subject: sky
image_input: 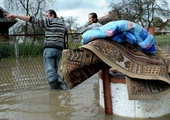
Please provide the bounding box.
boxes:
[0,0,112,26]
[1,0,170,27]
[54,0,113,26]
[53,0,170,26]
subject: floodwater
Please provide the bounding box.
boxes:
[1,74,170,120]
[0,47,170,120]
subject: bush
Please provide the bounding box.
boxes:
[18,43,43,57]
[0,42,44,59]
[0,43,15,59]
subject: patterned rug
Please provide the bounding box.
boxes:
[61,39,170,100]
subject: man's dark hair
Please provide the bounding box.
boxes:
[89,12,98,23]
[46,9,57,18]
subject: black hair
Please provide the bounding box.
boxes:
[46,9,57,18]
[89,12,98,23]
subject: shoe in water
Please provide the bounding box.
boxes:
[49,80,58,89]
[58,76,69,90]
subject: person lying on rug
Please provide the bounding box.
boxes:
[81,20,156,54]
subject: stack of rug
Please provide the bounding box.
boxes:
[61,39,170,100]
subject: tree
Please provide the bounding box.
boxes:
[3,0,54,42]
[152,17,164,28]
[109,0,170,29]
[64,16,78,33]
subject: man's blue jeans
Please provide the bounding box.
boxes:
[43,48,62,83]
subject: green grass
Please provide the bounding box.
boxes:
[155,35,170,46]
[18,43,44,57]
[0,43,44,59]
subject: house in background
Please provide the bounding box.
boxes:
[0,6,17,41]
[155,19,170,35]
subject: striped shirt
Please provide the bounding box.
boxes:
[82,22,102,33]
[29,16,65,50]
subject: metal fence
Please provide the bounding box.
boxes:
[0,33,82,94]
[1,33,170,94]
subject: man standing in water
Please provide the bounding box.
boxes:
[5,10,68,90]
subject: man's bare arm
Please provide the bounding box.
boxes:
[4,13,30,22]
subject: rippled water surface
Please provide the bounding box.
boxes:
[0,74,170,120]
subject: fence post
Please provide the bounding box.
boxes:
[14,41,19,59]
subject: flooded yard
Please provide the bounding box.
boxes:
[0,49,170,120]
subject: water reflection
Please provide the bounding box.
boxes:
[0,57,48,93]
[0,75,102,120]
[0,74,170,120]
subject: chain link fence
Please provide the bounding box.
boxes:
[1,33,170,95]
[0,33,82,94]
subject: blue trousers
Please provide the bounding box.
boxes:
[43,48,62,83]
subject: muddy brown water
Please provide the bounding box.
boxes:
[0,74,170,120]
